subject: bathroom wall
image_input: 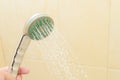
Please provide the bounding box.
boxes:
[0,39,5,67]
[58,0,109,80]
[108,0,120,80]
[0,0,120,80]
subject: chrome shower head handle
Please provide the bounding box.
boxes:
[9,34,31,77]
[9,13,54,77]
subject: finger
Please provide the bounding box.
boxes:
[16,75,22,80]
[18,67,29,74]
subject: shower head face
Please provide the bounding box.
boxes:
[25,14,54,40]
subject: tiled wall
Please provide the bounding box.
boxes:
[0,39,5,66]
[0,0,120,80]
[58,0,109,80]
[108,0,120,80]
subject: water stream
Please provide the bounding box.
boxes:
[34,28,88,80]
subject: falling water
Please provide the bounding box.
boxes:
[34,28,88,80]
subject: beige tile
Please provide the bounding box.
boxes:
[109,0,120,69]
[21,60,55,80]
[82,66,107,80]
[58,0,109,67]
[62,63,107,80]
[69,64,107,80]
[108,69,120,80]
[0,39,5,67]
[109,48,120,69]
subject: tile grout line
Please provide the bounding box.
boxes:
[106,0,112,80]
[0,37,7,66]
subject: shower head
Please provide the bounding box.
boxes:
[25,13,54,40]
[9,13,54,77]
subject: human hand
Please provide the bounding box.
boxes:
[0,67,29,80]
[16,67,29,80]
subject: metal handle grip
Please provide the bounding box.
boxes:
[9,35,31,77]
